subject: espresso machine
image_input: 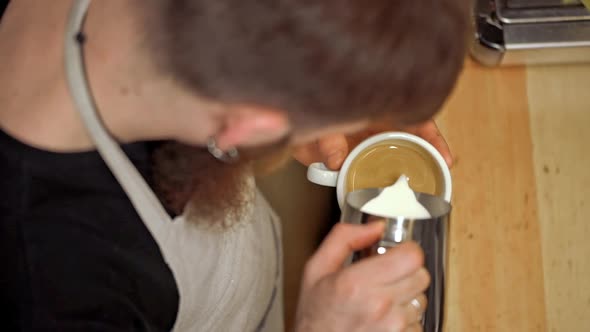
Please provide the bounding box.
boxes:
[472,0,590,65]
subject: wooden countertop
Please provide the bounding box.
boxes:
[438,60,590,332]
[262,59,590,331]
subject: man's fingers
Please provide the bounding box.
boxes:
[406,121,453,167]
[304,222,384,285]
[292,141,321,166]
[343,242,425,286]
[400,294,427,331]
[403,322,424,332]
[292,134,349,169]
[293,120,453,170]
[383,293,427,332]
[405,293,428,321]
[385,267,430,305]
[317,134,348,170]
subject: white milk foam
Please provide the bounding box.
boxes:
[360,175,431,219]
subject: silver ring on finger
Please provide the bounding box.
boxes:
[408,297,425,322]
[410,298,421,312]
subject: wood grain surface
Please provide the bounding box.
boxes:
[438,61,547,331]
[527,65,590,332]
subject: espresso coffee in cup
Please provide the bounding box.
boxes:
[345,139,444,196]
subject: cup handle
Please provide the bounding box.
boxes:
[307,162,339,187]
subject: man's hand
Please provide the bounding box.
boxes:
[293,120,452,170]
[295,222,429,332]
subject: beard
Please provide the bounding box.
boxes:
[152,139,291,228]
[152,142,254,228]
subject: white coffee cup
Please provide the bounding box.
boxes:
[307,132,452,208]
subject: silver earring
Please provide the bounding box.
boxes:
[207,137,240,163]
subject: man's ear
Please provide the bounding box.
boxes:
[214,105,290,151]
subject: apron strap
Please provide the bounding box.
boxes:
[64,0,174,255]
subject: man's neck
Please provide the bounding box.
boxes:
[0,0,217,152]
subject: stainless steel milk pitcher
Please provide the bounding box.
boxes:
[341,188,452,332]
